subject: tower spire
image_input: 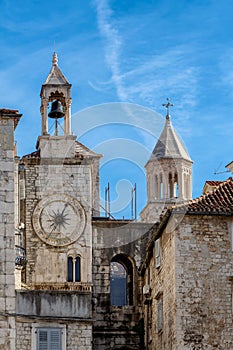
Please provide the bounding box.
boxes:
[52,51,58,66]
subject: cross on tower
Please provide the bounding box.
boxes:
[162,98,174,118]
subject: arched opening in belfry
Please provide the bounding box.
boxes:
[174,173,178,198]
[159,174,163,199]
[110,254,134,306]
[168,172,172,198]
[155,174,158,198]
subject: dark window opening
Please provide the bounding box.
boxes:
[110,254,134,306]
[67,256,81,282]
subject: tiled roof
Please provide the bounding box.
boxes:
[74,141,101,158]
[205,180,223,186]
[22,141,101,159]
[22,150,40,159]
[149,115,192,162]
[43,53,70,86]
[0,108,19,114]
[173,177,233,215]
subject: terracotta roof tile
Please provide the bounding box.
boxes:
[22,150,40,159]
[0,108,19,114]
[205,180,223,186]
[173,177,233,215]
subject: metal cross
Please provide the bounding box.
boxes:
[162,98,174,116]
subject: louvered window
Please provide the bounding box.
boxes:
[155,238,161,268]
[157,298,163,332]
[37,328,61,350]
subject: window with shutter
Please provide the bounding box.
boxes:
[157,298,163,332]
[37,328,61,350]
[155,238,161,268]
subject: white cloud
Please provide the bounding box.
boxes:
[92,1,199,120]
[93,0,127,100]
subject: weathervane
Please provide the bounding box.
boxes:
[162,98,174,119]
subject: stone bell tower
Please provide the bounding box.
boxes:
[40,52,72,136]
[16,53,101,350]
[140,99,193,222]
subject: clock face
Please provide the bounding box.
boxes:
[32,194,86,246]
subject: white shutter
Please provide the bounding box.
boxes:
[157,298,163,332]
[155,238,161,268]
[38,330,48,350]
[50,330,61,350]
[37,329,61,350]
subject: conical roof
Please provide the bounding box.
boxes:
[149,115,192,162]
[43,52,70,85]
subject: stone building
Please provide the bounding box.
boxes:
[0,53,232,350]
[141,177,233,350]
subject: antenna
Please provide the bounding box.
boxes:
[214,161,230,175]
[105,183,110,218]
[131,183,137,220]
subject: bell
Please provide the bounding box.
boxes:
[48,100,64,119]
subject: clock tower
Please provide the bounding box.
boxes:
[18,53,101,349]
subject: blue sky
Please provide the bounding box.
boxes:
[0,0,232,218]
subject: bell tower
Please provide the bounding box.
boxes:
[140,99,193,222]
[40,52,72,136]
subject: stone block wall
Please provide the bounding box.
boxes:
[175,215,233,350]
[144,219,176,350]
[92,221,151,350]
[0,111,21,350]
[16,320,92,350]
[20,157,93,286]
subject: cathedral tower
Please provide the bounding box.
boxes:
[140,99,193,222]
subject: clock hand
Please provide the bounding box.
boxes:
[47,222,58,238]
[61,203,68,216]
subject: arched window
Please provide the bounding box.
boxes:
[110,262,127,306]
[67,256,81,282]
[174,173,178,198]
[110,254,134,306]
[159,174,163,199]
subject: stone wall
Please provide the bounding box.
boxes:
[20,155,93,286]
[175,215,233,350]
[16,320,92,350]
[143,214,233,350]
[143,219,176,350]
[0,111,21,350]
[92,220,151,350]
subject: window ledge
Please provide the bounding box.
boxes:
[30,282,92,292]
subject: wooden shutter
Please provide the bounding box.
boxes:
[38,330,48,350]
[155,238,161,268]
[37,328,61,350]
[50,329,61,350]
[157,298,163,332]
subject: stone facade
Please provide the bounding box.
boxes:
[0,109,21,350]
[141,183,233,350]
[92,221,152,350]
